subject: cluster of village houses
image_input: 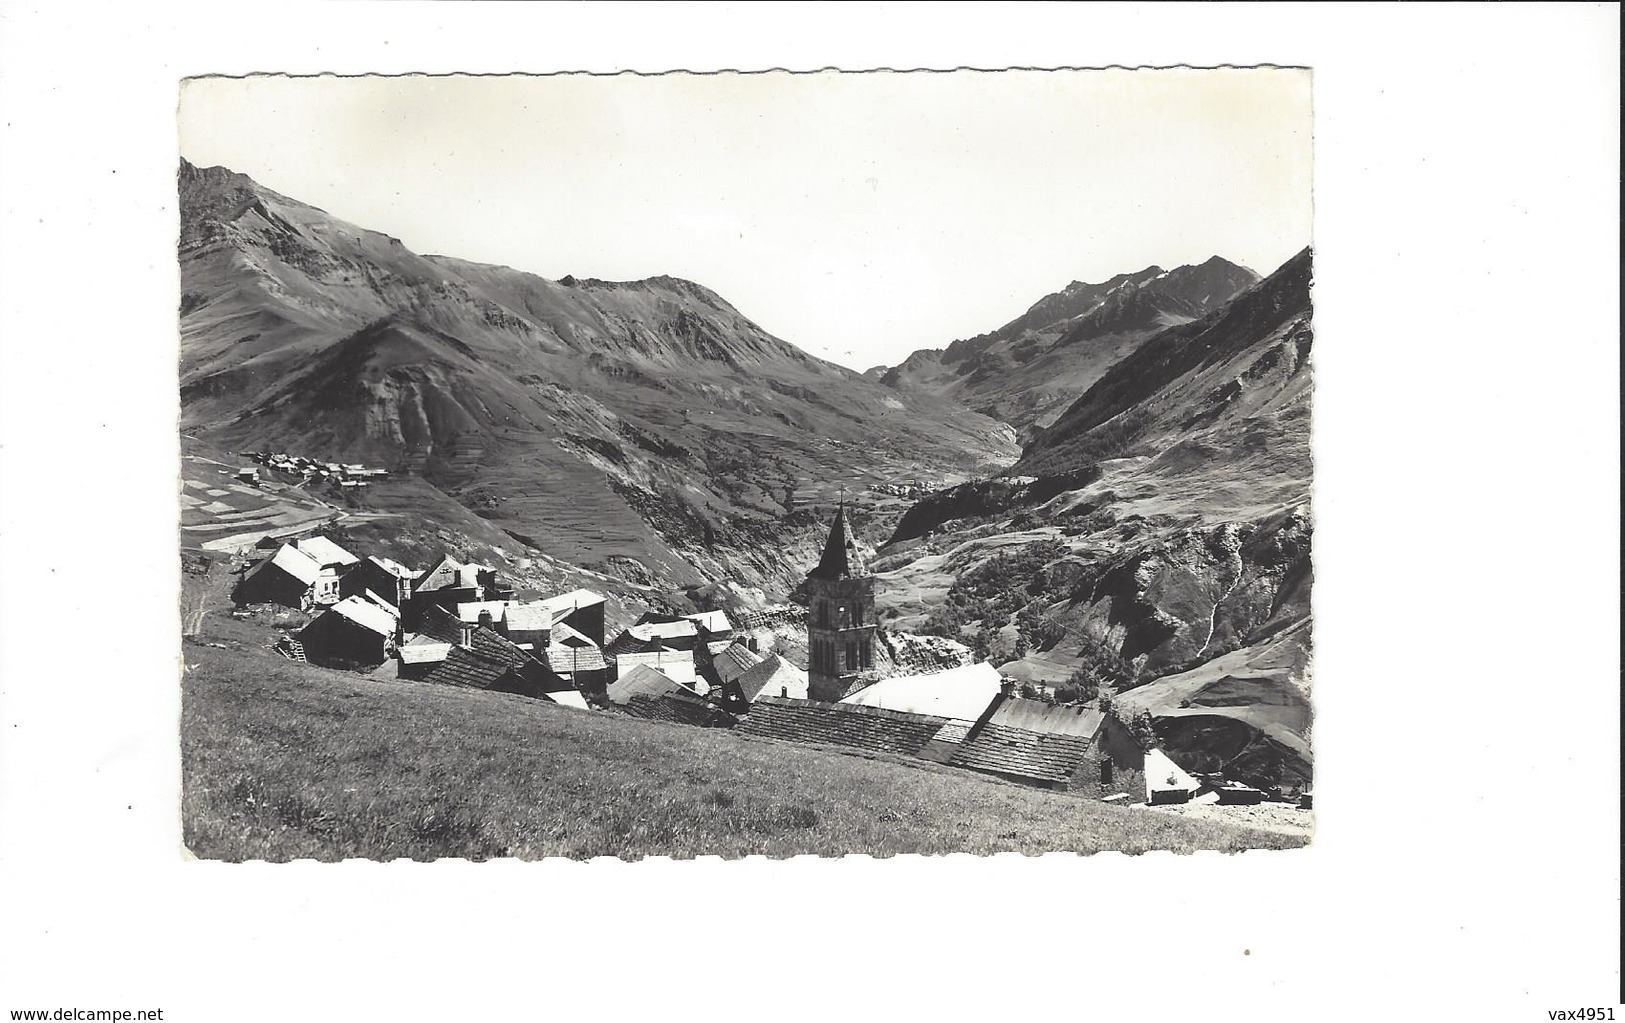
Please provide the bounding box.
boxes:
[234,450,392,490]
[230,511,1228,805]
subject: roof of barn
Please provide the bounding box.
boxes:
[293,535,359,567]
[257,544,322,586]
[327,595,397,637]
[735,696,951,758]
[839,662,1003,721]
[949,723,1096,784]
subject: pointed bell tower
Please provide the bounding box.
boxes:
[804,502,877,702]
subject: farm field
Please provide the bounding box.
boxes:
[182,639,1306,861]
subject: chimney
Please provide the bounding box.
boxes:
[478,609,494,631]
[459,623,474,648]
[747,636,759,652]
[999,679,1017,698]
[781,686,788,698]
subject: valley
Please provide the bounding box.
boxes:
[179,159,1313,800]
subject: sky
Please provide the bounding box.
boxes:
[179,69,1311,370]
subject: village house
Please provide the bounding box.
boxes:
[537,588,608,647]
[419,623,565,700]
[607,665,732,727]
[405,555,513,625]
[702,638,763,693]
[342,554,415,610]
[713,653,808,713]
[539,621,608,696]
[607,631,699,688]
[233,543,323,609]
[393,604,464,679]
[499,601,552,650]
[299,593,399,668]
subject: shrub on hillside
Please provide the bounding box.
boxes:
[1128,709,1158,751]
[1064,668,1100,705]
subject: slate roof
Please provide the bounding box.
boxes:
[983,697,1104,737]
[735,696,951,758]
[542,641,607,674]
[734,655,809,702]
[421,626,558,695]
[946,697,1106,785]
[949,723,1096,785]
[710,641,764,686]
[607,664,688,705]
[421,646,507,690]
[616,694,731,727]
[550,621,593,646]
[415,604,465,644]
[808,504,865,580]
[608,629,697,656]
[412,554,464,593]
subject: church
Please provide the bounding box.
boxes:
[803,503,880,702]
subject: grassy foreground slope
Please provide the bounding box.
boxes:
[182,645,1303,860]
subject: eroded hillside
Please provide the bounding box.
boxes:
[873,250,1314,786]
[179,161,1018,597]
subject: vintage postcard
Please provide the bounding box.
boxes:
[177,68,1314,860]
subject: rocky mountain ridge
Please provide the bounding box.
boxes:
[871,249,1313,787]
[872,255,1259,436]
[179,160,1018,598]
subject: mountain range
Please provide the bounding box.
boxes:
[179,160,1017,595]
[867,255,1259,439]
[178,159,1312,786]
[872,246,1313,787]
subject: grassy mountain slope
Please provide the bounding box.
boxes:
[182,637,1305,859]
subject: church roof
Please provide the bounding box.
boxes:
[808,504,866,580]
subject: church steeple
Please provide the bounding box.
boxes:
[810,502,866,580]
[804,502,877,702]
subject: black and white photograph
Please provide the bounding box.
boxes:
[1,3,1618,1020]
[177,68,1314,859]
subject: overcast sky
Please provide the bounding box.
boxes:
[180,70,1310,370]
